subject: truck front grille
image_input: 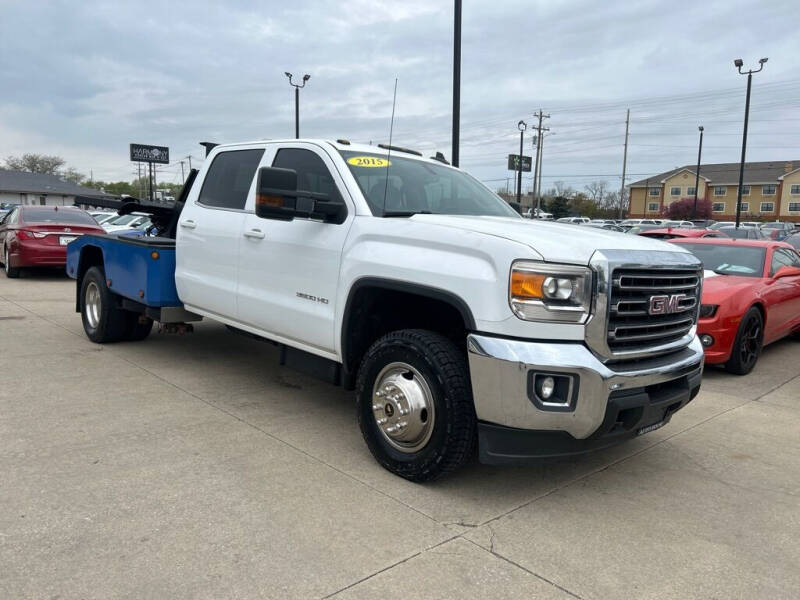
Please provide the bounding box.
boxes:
[607,269,700,352]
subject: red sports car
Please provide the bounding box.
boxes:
[639,227,726,240]
[0,206,106,278]
[671,238,800,374]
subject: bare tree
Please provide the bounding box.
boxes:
[3,153,66,175]
[553,180,574,197]
[584,180,608,203]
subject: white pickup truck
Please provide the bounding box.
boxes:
[67,139,705,481]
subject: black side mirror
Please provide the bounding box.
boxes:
[256,166,345,223]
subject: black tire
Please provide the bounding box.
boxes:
[3,246,20,278]
[126,315,154,341]
[725,307,764,375]
[80,266,129,343]
[356,329,476,482]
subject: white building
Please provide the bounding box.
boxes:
[0,170,112,207]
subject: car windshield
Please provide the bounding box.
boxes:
[23,208,96,225]
[108,215,137,226]
[677,243,766,277]
[339,150,519,218]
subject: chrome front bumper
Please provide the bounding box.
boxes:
[467,333,704,440]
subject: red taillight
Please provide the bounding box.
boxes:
[18,230,47,240]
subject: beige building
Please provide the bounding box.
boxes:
[628,160,800,221]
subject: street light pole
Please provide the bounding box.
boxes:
[285,72,310,139]
[734,57,767,228]
[452,0,461,167]
[693,126,704,220]
[517,120,526,205]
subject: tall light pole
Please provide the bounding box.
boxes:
[285,72,310,139]
[452,0,461,167]
[733,57,767,228]
[693,126,704,220]
[517,120,527,205]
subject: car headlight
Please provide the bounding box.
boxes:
[509,261,593,323]
[699,304,718,318]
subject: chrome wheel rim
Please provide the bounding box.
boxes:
[85,281,101,329]
[371,362,435,453]
[4,248,8,274]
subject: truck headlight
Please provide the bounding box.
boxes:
[509,261,593,323]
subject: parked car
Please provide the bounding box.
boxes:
[589,219,617,226]
[88,211,118,226]
[709,221,736,230]
[691,220,716,228]
[625,224,666,235]
[638,228,725,240]
[671,238,800,374]
[717,226,767,240]
[761,221,795,241]
[587,223,624,232]
[662,220,695,228]
[102,212,151,233]
[0,206,105,277]
[556,217,590,225]
[784,232,800,250]
[621,219,660,226]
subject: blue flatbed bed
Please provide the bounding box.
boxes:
[66,234,182,310]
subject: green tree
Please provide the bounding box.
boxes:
[549,196,570,219]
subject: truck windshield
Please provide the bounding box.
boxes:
[339,150,519,218]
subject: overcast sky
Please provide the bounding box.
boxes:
[1,0,798,193]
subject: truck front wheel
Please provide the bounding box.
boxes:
[80,266,130,343]
[356,329,476,482]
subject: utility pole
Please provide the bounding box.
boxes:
[532,109,550,215]
[452,0,462,167]
[536,131,553,209]
[618,108,630,219]
[186,155,192,170]
[180,160,186,184]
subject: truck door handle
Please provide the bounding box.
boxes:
[243,229,265,240]
[180,219,197,229]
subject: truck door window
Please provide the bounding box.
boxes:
[198,149,265,210]
[271,149,344,204]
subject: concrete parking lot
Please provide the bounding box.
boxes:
[1,272,799,599]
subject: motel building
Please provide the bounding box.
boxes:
[627,161,800,222]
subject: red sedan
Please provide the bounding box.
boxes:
[0,206,105,278]
[671,238,800,374]
[639,227,725,240]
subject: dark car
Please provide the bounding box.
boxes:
[717,226,767,240]
[0,206,105,278]
[761,222,795,241]
[785,232,800,250]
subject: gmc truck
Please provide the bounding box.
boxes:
[66,139,704,481]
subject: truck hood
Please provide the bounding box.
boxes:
[412,215,687,264]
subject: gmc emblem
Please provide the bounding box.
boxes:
[648,293,688,315]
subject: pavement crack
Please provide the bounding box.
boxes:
[320,534,462,599]
[463,537,585,599]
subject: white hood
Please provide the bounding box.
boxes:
[411,215,689,264]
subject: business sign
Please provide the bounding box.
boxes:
[130,143,170,164]
[508,154,532,172]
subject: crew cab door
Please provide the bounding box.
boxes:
[237,143,353,355]
[175,146,265,317]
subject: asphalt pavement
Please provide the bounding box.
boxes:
[1,272,798,599]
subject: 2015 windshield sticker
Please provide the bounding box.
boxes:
[347,156,391,168]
